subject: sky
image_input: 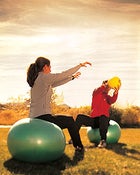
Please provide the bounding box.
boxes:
[0,0,140,107]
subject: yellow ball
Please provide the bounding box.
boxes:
[108,76,121,90]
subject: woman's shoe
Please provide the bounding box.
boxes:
[75,146,84,152]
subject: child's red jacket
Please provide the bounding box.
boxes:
[90,85,118,118]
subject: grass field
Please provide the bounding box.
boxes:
[0,127,140,175]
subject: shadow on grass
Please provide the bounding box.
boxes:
[4,151,85,175]
[107,143,140,160]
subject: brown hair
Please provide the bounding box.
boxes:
[27,57,50,87]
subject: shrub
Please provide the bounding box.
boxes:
[0,110,19,125]
[110,106,123,126]
[121,106,140,127]
[0,102,29,125]
[52,105,91,120]
[0,99,140,127]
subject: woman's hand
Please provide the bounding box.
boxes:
[80,62,92,67]
[72,72,81,79]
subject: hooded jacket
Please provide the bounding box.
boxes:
[90,85,118,118]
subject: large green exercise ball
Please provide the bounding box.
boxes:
[87,120,121,144]
[7,118,66,163]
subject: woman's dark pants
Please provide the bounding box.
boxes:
[35,114,83,148]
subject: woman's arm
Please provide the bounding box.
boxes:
[51,72,81,87]
[49,62,91,87]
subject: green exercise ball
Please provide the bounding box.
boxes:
[7,118,66,163]
[87,120,121,144]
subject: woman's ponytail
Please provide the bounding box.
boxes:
[27,63,38,87]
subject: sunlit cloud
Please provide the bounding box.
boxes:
[103,0,140,4]
[0,0,139,33]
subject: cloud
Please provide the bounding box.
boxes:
[0,0,139,23]
[0,0,139,36]
[0,0,101,36]
[0,1,43,23]
[102,0,140,4]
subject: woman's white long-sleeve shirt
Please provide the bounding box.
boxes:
[29,65,81,118]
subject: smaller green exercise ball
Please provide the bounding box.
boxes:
[7,118,66,163]
[87,120,121,144]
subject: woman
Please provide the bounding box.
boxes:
[27,56,91,152]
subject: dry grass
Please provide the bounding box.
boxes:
[0,102,139,127]
[0,109,28,125]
